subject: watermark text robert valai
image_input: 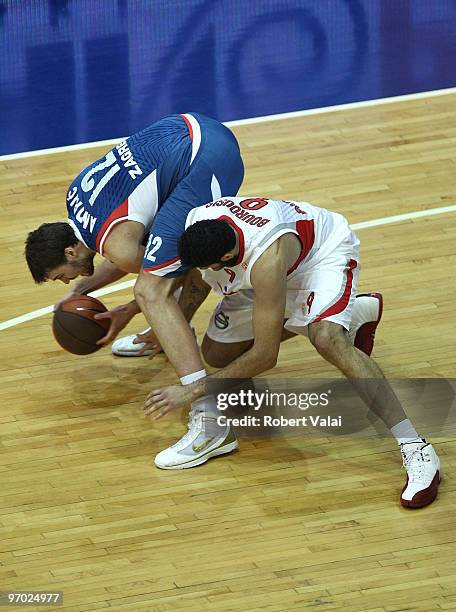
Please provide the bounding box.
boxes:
[217,414,342,428]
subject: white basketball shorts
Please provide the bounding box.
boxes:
[205,231,360,343]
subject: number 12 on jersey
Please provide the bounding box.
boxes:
[145,233,163,262]
[81,151,120,207]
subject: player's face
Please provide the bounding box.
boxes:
[48,252,95,283]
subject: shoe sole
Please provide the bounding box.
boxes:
[112,350,153,357]
[354,292,383,356]
[400,470,441,509]
[155,440,239,470]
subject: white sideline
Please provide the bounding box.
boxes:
[1,87,455,161]
[1,203,455,331]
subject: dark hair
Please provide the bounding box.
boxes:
[178,220,236,268]
[25,222,78,283]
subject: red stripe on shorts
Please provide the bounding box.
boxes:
[314,259,358,322]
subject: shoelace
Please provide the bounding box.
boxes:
[169,409,221,452]
[401,443,431,481]
[169,412,205,451]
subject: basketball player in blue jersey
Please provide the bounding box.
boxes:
[24,112,247,445]
[25,111,243,355]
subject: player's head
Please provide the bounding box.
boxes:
[25,222,95,284]
[179,220,238,270]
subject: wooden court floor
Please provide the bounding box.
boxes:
[1,93,456,611]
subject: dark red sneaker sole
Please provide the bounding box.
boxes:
[400,471,441,509]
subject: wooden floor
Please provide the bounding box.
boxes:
[1,94,456,611]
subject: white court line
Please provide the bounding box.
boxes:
[1,203,455,332]
[1,87,455,161]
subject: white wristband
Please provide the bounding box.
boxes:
[180,369,207,386]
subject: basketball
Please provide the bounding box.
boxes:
[52,295,110,355]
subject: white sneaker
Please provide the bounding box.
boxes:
[154,409,238,469]
[112,328,153,356]
[112,322,196,357]
[400,439,441,508]
[349,293,383,356]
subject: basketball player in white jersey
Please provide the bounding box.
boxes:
[144,196,441,509]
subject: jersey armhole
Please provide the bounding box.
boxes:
[246,228,298,286]
[95,198,129,255]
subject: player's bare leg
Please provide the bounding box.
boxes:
[154,293,384,471]
[308,320,406,427]
[307,320,441,508]
[202,291,383,368]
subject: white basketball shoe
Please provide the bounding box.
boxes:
[112,324,196,357]
[154,408,238,469]
[112,328,153,356]
[400,439,441,508]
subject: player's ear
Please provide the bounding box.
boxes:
[220,251,235,262]
[63,245,78,261]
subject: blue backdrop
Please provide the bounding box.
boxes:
[1,0,455,154]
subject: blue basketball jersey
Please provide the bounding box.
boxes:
[66,112,245,277]
[66,113,194,255]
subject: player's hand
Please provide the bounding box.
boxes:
[94,303,136,345]
[144,385,193,419]
[53,288,82,311]
[133,329,164,359]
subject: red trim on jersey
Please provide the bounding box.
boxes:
[143,256,180,272]
[95,198,129,254]
[224,268,236,283]
[180,114,194,141]
[287,219,315,275]
[217,215,245,265]
[315,259,358,322]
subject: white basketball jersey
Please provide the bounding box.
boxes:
[185,197,352,297]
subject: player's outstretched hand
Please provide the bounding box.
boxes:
[133,329,164,360]
[94,303,136,345]
[144,384,193,419]
[53,288,81,312]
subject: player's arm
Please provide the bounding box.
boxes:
[68,222,146,344]
[103,221,146,273]
[144,241,288,417]
[178,268,212,322]
[55,259,129,310]
[202,241,287,379]
[72,260,128,294]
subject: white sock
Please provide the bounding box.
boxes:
[390,419,421,445]
[192,395,219,417]
[190,396,224,439]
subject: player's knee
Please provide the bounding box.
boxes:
[133,278,144,306]
[134,272,161,305]
[134,273,148,299]
[308,322,344,360]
